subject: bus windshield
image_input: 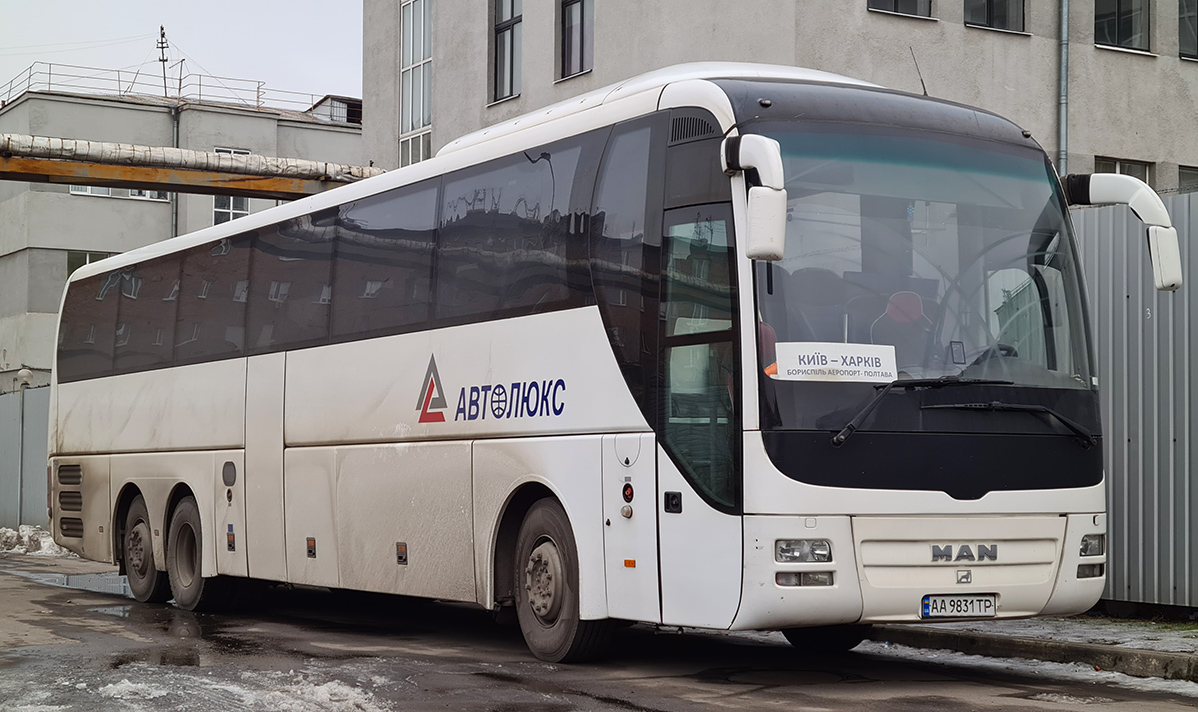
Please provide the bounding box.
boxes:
[753,124,1094,429]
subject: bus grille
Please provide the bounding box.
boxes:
[57,464,82,485]
[59,518,84,538]
[670,115,718,145]
[58,491,83,512]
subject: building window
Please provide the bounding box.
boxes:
[1095,0,1150,51]
[1095,157,1152,186]
[213,148,251,224]
[495,0,522,101]
[561,0,593,78]
[68,185,111,196]
[1180,166,1198,194]
[70,185,169,200]
[965,0,1023,31]
[867,0,932,17]
[401,0,433,167]
[1183,0,1198,57]
[67,251,112,275]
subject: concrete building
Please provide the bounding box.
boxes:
[363,0,1198,194]
[0,73,367,391]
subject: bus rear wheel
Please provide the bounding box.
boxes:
[514,498,610,662]
[123,495,171,603]
[780,624,872,653]
[166,496,232,612]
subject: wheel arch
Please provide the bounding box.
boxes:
[162,481,197,568]
[112,482,144,574]
[492,481,557,610]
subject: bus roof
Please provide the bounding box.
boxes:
[437,62,878,157]
[64,63,878,285]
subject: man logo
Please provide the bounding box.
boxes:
[417,355,448,423]
[957,570,972,584]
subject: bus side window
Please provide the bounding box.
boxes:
[246,210,337,353]
[57,272,120,383]
[331,180,439,340]
[175,237,252,363]
[591,115,667,418]
[435,136,594,323]
[114,256,181,374]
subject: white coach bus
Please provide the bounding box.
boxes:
[48,63,1181,662]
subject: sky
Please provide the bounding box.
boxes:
[0,1,363,102]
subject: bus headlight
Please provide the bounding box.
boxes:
[775,539,832,563]
[1079,534,1105,557]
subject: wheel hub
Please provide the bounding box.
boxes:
[524,540,564,624]
[128,523,149,574]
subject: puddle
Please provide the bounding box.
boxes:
[1,569,132,597]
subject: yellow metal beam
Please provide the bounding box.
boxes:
[0,155,345,200]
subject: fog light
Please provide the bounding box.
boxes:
[1077,563,1104,579]
[1080,534,1105,557]
[775,539,832,563]
[775,571,834,587]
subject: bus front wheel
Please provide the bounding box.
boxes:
[514,498,610,662]
[166,496,232,611]
[123,495,171,603]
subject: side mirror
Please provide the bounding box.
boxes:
[1064,173,1183,291]
[722,134,788,261]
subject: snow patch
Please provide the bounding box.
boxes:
[1028,692,1115,704]
[0,525,75,557]
[237,675,390,711]
[97,679,168,700]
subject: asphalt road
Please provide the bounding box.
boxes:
[1,553,1196,711]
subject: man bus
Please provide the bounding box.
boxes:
[47,63,1181,662]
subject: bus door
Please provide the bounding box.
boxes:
[656,203,743,628]
[242,352,287,581]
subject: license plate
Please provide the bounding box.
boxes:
[921,594,996,618]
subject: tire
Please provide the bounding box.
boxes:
[123,495,171,603]
[514,498,610,662]
[781,624,872,653]
[166,496,232,612]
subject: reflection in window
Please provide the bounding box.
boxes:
[868,0,931,17]
[1095,0,1149,50]
[332,181,437,339]
[663,206,734,338]
[247,213,335,352]
[437,140,587,321]
[965,0,1023,31]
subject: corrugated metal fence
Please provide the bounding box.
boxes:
[1075,194,1197,608]
[0,386,49,529]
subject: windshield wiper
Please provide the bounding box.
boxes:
[831,377,1014,447]
[921,401,1096,449]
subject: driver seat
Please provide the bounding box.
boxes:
[870,291,935,368]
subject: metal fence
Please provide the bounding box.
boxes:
[1075,193,1198,608]
[0,386,49,529]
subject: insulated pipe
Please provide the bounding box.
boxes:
[1058,0,1070,175]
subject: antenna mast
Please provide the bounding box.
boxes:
[909,46,928,97]
[157,26,170,98]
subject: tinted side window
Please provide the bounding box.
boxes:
[175,237,252,363]
[436,133,601,322]
[332,181,438,340]
[114,256,181,374]
[665,137,731,209]
[246,213,336,353]
[57,271,120,383]
[590,114,668,417]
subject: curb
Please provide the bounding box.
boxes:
[869,625,1198,682]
